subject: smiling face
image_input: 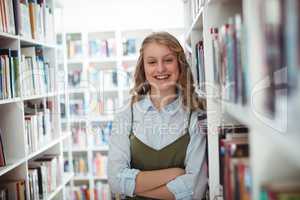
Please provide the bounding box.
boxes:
[143,42,180,96]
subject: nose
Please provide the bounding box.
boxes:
[157,61,166,73]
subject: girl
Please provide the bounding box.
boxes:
[108,32,207,200]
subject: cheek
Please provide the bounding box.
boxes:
[144,66,154,81]
[170,64,180,80]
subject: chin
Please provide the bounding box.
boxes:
[156,86,177,95]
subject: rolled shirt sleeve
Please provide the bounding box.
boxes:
[166,111,208,200]
[107,108,140,197]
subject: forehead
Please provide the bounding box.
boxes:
[143,42,175,58]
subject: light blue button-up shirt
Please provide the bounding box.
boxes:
[107,95,208,200]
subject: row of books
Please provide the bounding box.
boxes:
[210,14,247,105]
[94,182,111,200]
[91,121,112,146]
[0,180,26,200]
[21,46,53,97]
[219,124,251,200]
[70,98,86,117]
[1,0,55,41]
[67,38,82,59]
[68,68,83,88]
[68,84,120,116]
[73,154,88,175]
[92,152,107,177]
[72,125,87,148]
[17,0,54,42]
[28,154,61,200]
[64,159,70,173]
[260,180,300,200]
[71,121,112,147]
[122,38,137,56]
[68,65,120,90]
[88,65,118,89]
[67,185,90,200]
[88,38,116,58]
[259,0,300,116]
[66,183,111,200]
[0,48,20,99]
[24,100,53,154]
[0,0,16,34]
[89,95,117,116]
[120,63,134,88]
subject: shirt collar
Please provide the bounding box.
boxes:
[140,93,182,114]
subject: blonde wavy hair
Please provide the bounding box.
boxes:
[130,32,206,111]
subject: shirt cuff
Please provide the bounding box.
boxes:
[117,168,140,197]
[166,178,193,200]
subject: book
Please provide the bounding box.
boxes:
[92,121,112,146]
[260,180,300,200]
[122,38,137,56]
[21,46,52,97]
[73,154,88,176]
[0,180,26,200]
[71,124,87,148]
[24,100,53,153]
[93,152,107,177]
[195,40,205,96]
[0,188,8,200]
[70,185,91,200]
[210,14,248,105]
[259,0,300,116]
[67,34,82,59]
[68,68,82,88]
[0,49,19,99]
[94,182,111,200]
[218,125,250,200]
[89,38,116,58]
[0,129,6,167]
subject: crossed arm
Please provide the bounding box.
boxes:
[134,168,185,200]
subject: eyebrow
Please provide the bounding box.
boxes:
[145,54,175,59]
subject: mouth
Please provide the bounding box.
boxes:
[153,74,170,80]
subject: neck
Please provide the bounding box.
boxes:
[149,89,177,110]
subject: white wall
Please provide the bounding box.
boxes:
[62,0,184,32]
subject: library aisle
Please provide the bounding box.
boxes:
[0,0,299,200]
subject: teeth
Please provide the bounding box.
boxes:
[155,75,169,80]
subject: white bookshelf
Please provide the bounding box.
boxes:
[0,0,73,199]
[183,0,300,200]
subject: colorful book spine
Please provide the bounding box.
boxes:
[210,14,248,105]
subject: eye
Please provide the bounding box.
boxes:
[148,61,156,65]
[164,58,173,63]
